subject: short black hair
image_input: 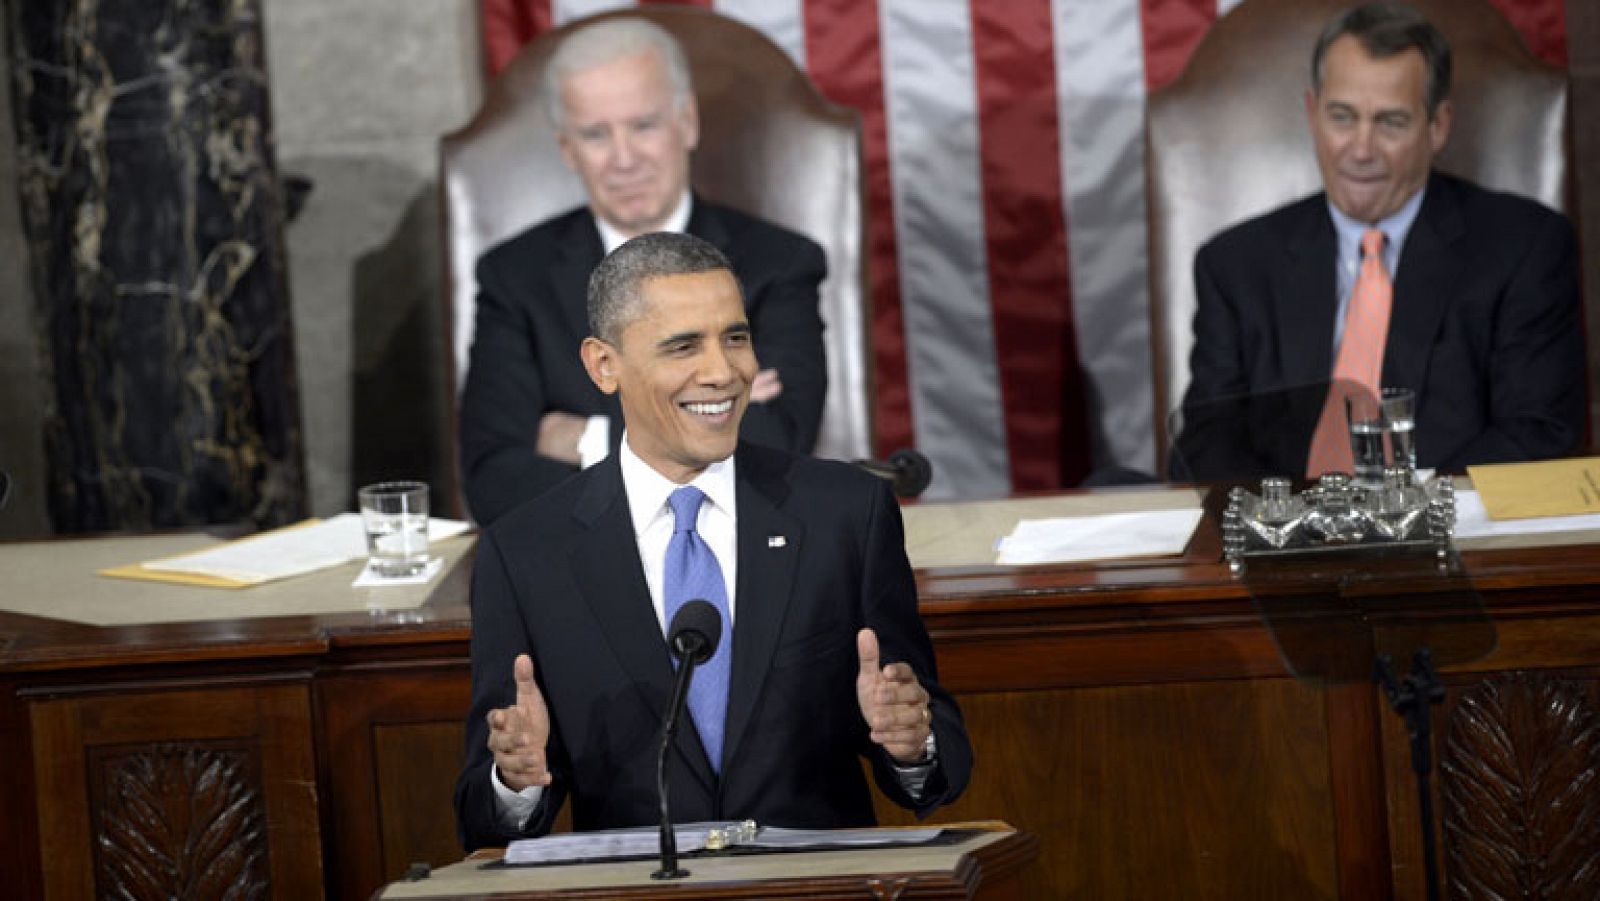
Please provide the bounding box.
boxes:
[587,232,738,344]
[1311,2,1452,116]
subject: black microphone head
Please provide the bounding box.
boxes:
[668,599,722,665]
[888,448,933,498]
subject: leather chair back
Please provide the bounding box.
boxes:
[440,6,873,462]
[1146,0,1568,474]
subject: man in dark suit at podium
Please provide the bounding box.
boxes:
[454,232,970,851]
[459,18,827,525]
[1176,2,1583,480]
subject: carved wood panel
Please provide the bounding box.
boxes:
[1440,671,1600,901]
[29,682,323,900]
[88,741,269,900]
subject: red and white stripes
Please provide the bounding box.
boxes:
[482,0,1568,498]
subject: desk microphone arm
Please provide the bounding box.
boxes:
[652,653,698,880]
[652,599,720,881]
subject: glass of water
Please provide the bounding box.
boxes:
[1343,392,1386,486]
[1380,387,1417,472]
[358,481,430,577]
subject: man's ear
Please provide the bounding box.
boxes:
[557,125,579,174]
[1428,98,1453,155]
[554,90,579,173]
[679,96,700,154]
[581,336,619,394]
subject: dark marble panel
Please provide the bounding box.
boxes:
[5,0,305,532]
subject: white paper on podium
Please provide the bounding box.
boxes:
[996,508,1204,566]
[505,828,704,865]
[503,823,944,865]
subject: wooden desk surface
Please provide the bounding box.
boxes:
[5,486,1600,900]
[7,484,1598,673]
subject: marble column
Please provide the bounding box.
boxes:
[7,0,306,531]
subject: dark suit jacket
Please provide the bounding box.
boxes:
[454,442,972,851]
[1175,171,1584,480]
[460,199,828,524]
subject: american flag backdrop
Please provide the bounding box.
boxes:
[480,0,1569,499]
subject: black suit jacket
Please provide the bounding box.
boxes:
[454,442,972,851]
[460,199,828,524]
[1176,171,1584,480]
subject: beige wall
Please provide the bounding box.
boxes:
[266,0,483,517]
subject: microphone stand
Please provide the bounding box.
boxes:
[1375,649,1447,901]
[652,643,701,880]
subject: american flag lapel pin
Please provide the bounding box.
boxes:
[767,535,787,548]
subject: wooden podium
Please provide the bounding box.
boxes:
[372,824,1037,900]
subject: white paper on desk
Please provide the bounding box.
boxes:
[996,508,1204,566]
[141,513,470,585]
[504,827,708,865]
[1454,489,1600,538]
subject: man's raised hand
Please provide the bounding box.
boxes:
[487,653,552,791]
[856,628,932,764]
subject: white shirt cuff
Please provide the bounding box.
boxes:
[491,764,545,832]
[577,415,610,469]
[890,733,937,799]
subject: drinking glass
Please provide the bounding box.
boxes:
[358,481,430,577]
[1380,387,1417,472]
[1343,393,1385,486]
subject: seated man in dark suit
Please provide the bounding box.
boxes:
[454,232,970,850]
[1175,1,1583,481]
[460,18,827,524]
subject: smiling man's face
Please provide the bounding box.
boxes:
[1306,34,1450,223]
[582,269,754,483]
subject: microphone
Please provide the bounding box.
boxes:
[854,448,933,498]
[653,599,723,880]
[668,599,721,666]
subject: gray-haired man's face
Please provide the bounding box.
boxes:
[557,50,698,237]
[1305,35,1450,223]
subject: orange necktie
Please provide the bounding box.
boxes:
[1306,228,1393,478]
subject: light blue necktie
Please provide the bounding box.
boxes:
[664,486,732,773]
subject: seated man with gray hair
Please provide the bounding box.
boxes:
[460,18,828,525]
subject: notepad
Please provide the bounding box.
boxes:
[1466,456,1600,520]
[99,514,471,588]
